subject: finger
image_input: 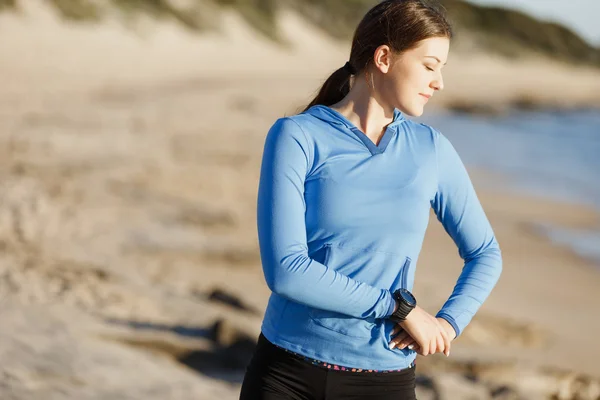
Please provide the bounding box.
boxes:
[406,341,419,351]
[416,339,428,354]
[440,328,451,356]
[391,325,403,337]
[428,338,436,356]
[414,345,424,356]
[436,332,445,355]
[399,337,415,350]
[435,321,450,356]
[420,339,429,356]
[389,331,409,349]
[392,331,409,343]
[429,338,437,357]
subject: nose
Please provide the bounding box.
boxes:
[431,72,444,91]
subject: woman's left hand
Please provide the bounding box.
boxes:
[389,317,457,356]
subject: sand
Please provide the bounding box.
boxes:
[2,2,600,110]
[0,2,599,398]
[418,187,600,375]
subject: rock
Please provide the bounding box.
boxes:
[0,303,240,399]
[434,373,492,400]
[415,374,440,400]
[490,385,523,400]
[205,287,259,315]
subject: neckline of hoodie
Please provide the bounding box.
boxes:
[308,105,406,131]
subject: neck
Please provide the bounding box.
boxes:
[329,78,396,144]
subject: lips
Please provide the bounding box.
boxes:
[419,93,432,99]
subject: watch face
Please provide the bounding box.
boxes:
[399,289,416,306]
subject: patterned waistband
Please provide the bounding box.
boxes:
[271,342,415,373]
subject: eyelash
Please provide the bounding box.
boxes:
[425,66,434,72]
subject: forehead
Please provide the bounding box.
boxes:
[405,37,449,62]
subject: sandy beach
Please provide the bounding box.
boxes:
[0,3,599,399]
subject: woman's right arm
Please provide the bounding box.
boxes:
[257,117,396,320]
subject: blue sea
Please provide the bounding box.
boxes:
[419,109,600,264]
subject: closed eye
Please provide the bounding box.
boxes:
[424,66,434,72]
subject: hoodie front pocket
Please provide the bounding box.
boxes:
[395,257,412,292]
[308,244,411,339]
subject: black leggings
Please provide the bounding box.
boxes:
[239,333,417,400]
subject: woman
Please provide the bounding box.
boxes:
[241,0,502,398]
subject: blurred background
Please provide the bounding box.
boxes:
[0,0,599,399]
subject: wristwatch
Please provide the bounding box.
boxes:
[388,288,417,323]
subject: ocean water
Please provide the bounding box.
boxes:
[419,109,600,264]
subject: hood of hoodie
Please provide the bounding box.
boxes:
[301,105,407,156]
[302,105,406,132]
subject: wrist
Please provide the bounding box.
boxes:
[437,317,457,340]
[387,289,416,323]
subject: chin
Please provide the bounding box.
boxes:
[403,106,424,118]
[396,100,425,117]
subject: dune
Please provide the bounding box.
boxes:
[0,2,599,399]
[2,2,600,113]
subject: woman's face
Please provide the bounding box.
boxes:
[375,37,449,117]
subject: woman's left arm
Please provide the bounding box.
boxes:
[430,131,503,339]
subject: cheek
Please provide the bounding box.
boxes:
[393,78,421,105]
[384,68,426,106]
[388,76,413,99]
[406,68,429,89]
[395,69,424,94]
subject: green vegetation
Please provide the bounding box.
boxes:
[111,0,207,31]
[40,0,210,29]
[288,0,375,39]
[439,0,600,66]
[2,0,598,67]
[47,0,102,21]
[213,0,279,39]
[0,0,16,11]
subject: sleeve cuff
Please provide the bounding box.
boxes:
[436,312,461,338]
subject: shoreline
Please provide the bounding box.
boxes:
[416,172,600,378]
[469,168,600,268]
[0,3,599,398]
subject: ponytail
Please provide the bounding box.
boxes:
[300,0,452,114]
[302,62,356,112]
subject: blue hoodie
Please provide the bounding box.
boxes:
[256,105,502,370]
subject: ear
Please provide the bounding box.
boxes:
[373,45,392,74]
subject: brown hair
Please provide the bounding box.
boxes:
[303,0,452,112]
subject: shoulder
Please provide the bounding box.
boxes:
[403,119,443,142]
[266,112,327,150]
[403,120,457,154]
[270,110,323,135]
[281,112,325,137]
[263,115,317,167]
[399,119,453,156]
[264,115,311,148]
[268,115,305,135]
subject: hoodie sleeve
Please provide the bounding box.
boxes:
[257,117,396,320]
[430,131,503,337]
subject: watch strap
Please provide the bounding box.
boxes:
[388,289,416,323]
